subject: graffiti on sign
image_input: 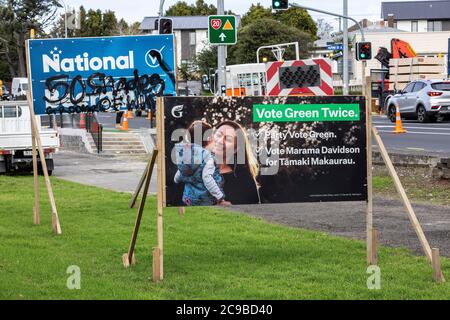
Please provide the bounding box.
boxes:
[28,35,176,115]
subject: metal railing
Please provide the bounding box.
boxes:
[86,112,103,153]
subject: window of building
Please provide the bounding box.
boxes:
[189,32,196,46]
[411,20,418,32]
[427,20,442,32]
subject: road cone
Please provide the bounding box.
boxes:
[121,114,129,131]
[127,110,134,119]
[79,113,86,129]
[393,103,407,134]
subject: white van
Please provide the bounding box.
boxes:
[11,77,29,99]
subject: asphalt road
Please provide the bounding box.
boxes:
[374,115,450,156]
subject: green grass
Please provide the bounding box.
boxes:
[1,175,450,300]
[373,168,450,206]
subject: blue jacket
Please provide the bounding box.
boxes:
[174,143,224,206]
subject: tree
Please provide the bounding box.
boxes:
[178,61,198,81]
[316,18,334,39]
[165,0,233,16]
[274,7,318,38]
[0,0,61,78]
[84,9,103,37]
[102,10,118,36]
[227,18,313,65]
[74,6,87,37]
[240,3,272,28]
[195,46,217,76]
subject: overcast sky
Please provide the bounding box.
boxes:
[62,0,419,29]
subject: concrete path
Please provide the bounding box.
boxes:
[53,151,156,194]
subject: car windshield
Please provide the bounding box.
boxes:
[431,82,450,91]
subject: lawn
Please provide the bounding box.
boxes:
[373,166,450,206]
[1,175,450,300]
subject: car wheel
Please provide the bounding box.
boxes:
[388,105,396,123]
[417,105,428,123]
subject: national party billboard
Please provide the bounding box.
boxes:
[163,96,368,207]
[28,35,176,115]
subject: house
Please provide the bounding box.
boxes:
[140,15,241,67]
[381,0,450,32]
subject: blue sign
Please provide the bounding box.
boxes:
[28,35,176,115]
[327,44,343,51]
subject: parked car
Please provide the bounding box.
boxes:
[386,80,450,123]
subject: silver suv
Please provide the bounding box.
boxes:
[386,79,450,123]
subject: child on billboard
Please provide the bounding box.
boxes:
[174,121,230,206]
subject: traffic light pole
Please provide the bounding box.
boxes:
[343,0,348,96]
[217,0,226,96]
[289,2,366,95]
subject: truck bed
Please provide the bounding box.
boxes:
[0,130,58,150]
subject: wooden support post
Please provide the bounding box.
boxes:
[370,228,378,265]
[122,150,158,268]
[32,129,40,225]
[129,159,151,209]
[432,248,445,283]
[365,77,375,265]
[25,39,61,234]
[152,247,161,282]
[153,97,165,282]
[372,126,433,262]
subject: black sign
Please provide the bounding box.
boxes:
[163,96,367,207]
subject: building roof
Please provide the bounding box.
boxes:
[140,15,241,30]
[381,1,450,20]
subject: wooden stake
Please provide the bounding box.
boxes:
[154,97,165,282]
[129,159,151,209]
[122,150,158,268]
[152,247,161,282]
[432,248,445,283]
[365,78,375,266]
[25,40,61,235]
[32,129,40,225]
[372,126,432,262]
[370,228,378,265]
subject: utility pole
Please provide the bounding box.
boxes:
[217,0,226,95]
[343,0,349,95]
[159,0,165,20]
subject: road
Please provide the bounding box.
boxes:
[96,112,450,156]
[96,112,155,130]
[374,115,450,156]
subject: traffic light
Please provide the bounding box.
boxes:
[158,18,173,34]
[356,42,372,61]
[272,0,289,10]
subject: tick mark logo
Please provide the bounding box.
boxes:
[145,46,165,68]
[211,19,221,30]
